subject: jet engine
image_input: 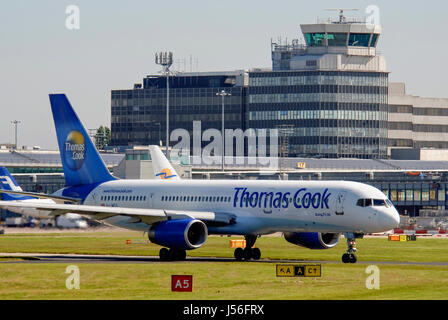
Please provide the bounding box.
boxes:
[148,219,207,250]
[283,232,340,249]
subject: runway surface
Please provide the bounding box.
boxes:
[1,252,447,266]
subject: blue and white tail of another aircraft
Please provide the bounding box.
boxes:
[0,94,400,263]
[148,145,180,180]
[0,166,82,220]
[0,167,31,201]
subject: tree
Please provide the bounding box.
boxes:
[95,126,111,150]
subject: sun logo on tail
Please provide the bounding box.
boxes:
[156,168,177,180]
[64,130,86,170]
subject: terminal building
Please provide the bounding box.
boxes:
[0,149,123,194]
[111,71,247,150]
[111,16,389,159]
[110,14,448,161]
[388,82,448,151]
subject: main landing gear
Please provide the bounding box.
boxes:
[159,247,187,261]
[234,235,261,261]
[342,232,363,263]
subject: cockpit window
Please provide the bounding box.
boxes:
[356,198,372,207]
[373,199,386,206]
[356,198,389,207]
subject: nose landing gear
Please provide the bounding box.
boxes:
[342,232,363,263]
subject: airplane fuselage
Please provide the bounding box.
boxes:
[55,179,399,236]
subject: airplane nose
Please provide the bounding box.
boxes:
[378,209,400,230]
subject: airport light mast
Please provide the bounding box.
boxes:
[216,90,231,172]
[155,52,173,158]
[11,120,21,150]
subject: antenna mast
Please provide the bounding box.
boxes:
[324,8,359,23]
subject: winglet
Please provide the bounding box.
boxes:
[148,145,180,180]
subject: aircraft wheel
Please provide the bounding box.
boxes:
[251,248,261,260]
[175,249,187,261]
[234,248,244,261]
[342,253,350,263]
[243,248,253,260]
[168,249,186,261]
[349,254,357,263]
[159,248,170,261]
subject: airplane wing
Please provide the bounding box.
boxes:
[0,201,236,226]
[0,189,81,204]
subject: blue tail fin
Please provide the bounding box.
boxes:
[0,167,32,200]
[49,94,116,186]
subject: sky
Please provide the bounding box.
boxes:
[1,0,448,150]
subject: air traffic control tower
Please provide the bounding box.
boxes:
[248,11,388,159]
[272,13,385,72]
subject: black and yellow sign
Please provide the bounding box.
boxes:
[276,264,321,277]
[297,162,306,169]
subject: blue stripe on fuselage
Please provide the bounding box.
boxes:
[61,183,102,203]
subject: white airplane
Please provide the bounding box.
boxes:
[0,94,400,263]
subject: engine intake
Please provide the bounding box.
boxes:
[284,232,340,249]
[148,219,207,250]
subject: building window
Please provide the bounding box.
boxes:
[327,33,348,46]
[348,33,371,47]
[304,33,326,47]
